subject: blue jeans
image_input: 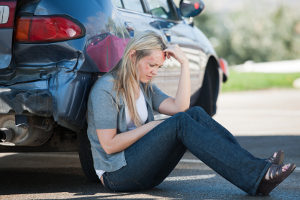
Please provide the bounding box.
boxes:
[102,106,271,195]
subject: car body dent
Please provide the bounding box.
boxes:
[1,0,129,131]
[0,0,221,135]
[0,29,13,69]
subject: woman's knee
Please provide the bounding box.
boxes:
[186,106,207,117]
[169,112,190,131]
[172,112,192,130]
[188,106,205,112]
[173,111,190,121]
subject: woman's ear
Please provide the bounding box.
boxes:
[129,50,136,61]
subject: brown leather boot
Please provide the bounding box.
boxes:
[257,163,296,195]
[267,150,284,165]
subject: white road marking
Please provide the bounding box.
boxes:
[165,174,215,181]
[181,159,300,172]
[0,152,78,158]
[180,159,203,164]
[231,130,300,136]
[0,153,17,158]
[1,154,299,172]
[217,109,300,116]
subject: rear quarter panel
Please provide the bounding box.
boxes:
[4,0,129,131]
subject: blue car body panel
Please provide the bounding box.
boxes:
[0,0,220,132]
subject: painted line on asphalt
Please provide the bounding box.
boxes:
[0,153,17,158]
[1,154,299,172]
[231,130,300,136]
[0,152,78,158]
[181,159,300,172]
[180,159,203,164]
[165,174,215,181]
[216,109,300,116]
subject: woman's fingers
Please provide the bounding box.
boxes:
[164,49,175,59]
[164,45,188,65]
[164,45,179,59]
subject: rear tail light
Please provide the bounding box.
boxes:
[15,15,85,42]
[194,2,200,10]
[219,58,229,82]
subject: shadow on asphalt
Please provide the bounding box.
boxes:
[0,136,299,199]
[0,168,252,199]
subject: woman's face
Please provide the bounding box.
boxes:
[136,49,165,83]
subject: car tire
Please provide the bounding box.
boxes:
[78,125,99,182]
[191,63,219,116]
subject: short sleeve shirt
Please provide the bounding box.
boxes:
[87,73,169,172]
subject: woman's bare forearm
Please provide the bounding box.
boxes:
[163,45,191,113]
[174,61,191,111]
[97,120,163,155]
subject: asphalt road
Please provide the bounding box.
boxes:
[1,89,300,200]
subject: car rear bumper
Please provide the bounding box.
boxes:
[0,69,96,131]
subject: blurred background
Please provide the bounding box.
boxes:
[194,0,300,65]
[179,0,300,91]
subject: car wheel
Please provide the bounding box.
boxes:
[191,61,220,116]
[78,126,99,182]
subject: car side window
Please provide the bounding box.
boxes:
[146,0,176,20]
[122,0,144,13]
[112,0,123,8]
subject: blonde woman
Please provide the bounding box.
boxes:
[87,31,295,195]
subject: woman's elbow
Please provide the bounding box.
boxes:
[177,104,190,112]
[101,143,117,155]
[102,146,115,155]
[97,130,118,155]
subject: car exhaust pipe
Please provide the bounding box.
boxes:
[0,128,14,143]
[0,115,53,146]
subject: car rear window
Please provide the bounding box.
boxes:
[146,0,177,20]
[112,0,123,8]
[121,0,144,13]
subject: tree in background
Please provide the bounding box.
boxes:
[194,4,300,65]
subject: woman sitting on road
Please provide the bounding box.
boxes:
[87,30,295,195]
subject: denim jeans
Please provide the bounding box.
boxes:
[102,106,271,195]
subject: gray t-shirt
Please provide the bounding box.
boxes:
[87,73,169,172]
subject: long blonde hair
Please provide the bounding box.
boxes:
[113,31,167,127]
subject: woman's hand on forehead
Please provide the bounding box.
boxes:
[164,45,188,65]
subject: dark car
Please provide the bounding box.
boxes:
[0,0,228,180]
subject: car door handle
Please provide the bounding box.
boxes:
[124,21,134,37]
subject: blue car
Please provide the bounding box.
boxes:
[0,0,227,180]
